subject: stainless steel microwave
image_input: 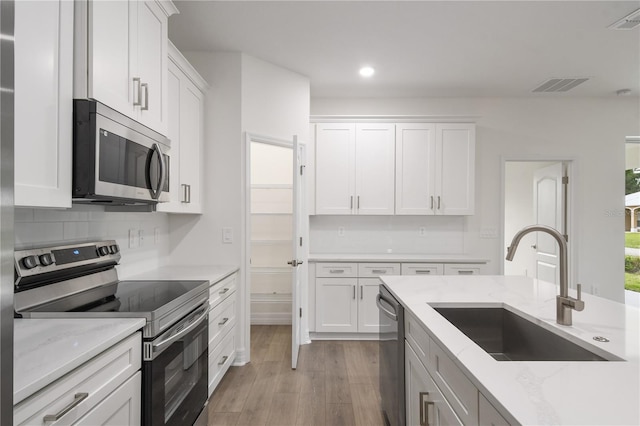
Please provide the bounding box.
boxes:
[72,100,170,205]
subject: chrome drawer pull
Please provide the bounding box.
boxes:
[218,317,229,326]
[458,270,474,275]
[219,288,230,295]
[415,270,432,274]
[218,355,229,365]
[43,392,89,422]
[419,392,434,426]
[329,269,345,274]
[371,269,387,274]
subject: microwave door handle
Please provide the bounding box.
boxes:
[149,143,166,200]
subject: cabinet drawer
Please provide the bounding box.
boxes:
[315,263,357,278]
[401,263,444,275]
[15,333,141,425]
[208,328,236,396]
[74,371,141,426]
[209,292,236,347]
[429,340,478,425]
[444,264,483,275]
[405,311,430,366]
[358,263,400,277]
[209,273,237,307]
[479,393,510,426]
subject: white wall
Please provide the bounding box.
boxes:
[14,207,170,278]
[167,52,310,358]
[311,97,640,302]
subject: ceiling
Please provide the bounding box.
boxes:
[168,1,640,98]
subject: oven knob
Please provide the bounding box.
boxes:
[98,246,110,256]
[39,253,54,266]
[21,255,39,269]
[110,244,119,254]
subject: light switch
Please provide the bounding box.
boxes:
[222,227,233,244]
[338,227,345,237]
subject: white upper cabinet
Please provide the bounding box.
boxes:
[14,0,73,208]
[436,123,475,215]
[157,42,207,214]
[315,123,395,215]
[395,123,475,215]
[75,0,178,135]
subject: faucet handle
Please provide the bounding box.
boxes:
[574,283,585,311]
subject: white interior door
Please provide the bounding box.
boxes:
[290,136,307,369]
[533,162,565,284]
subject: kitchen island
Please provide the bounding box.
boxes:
[381,274,640,425]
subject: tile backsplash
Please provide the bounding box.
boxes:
[15,206,170,278]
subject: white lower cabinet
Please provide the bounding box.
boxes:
[208,271,238,396]
[14,333,142,426]
[406,342,462,426]
[403,263,485,276]
[315,263,400,333]
[404,310,512,426]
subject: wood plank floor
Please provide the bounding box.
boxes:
[206,325,385,426]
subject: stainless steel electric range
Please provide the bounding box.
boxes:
[14,240,209,426]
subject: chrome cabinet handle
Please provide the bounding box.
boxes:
[357,195,360,209]
[44,392,89,423]
[219,288,230,295]
[371,269,387,274]
[415,270,432,274]
[350,195,353,209]
[329,269,345,274]
[360,286,363,300]
[419,392,434,426]
[187,184,191,203]
[353,285,356,299]
[430,195,434,210]
[141,82,149,110]
[458,270,475,275]
[133,77,142,106]
[218,355,229,366]
[218,317,229,326]
[181,184,188,203]
[437,196,441,210]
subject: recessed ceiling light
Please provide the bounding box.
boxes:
[359,66,375,78]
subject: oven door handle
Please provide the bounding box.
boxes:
[152,306,208,354]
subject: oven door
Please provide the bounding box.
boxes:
[143,304,208,426]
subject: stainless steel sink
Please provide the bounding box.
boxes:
[432,306,618,361]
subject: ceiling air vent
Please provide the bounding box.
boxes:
[609,8,640,30]
[532,78,589,93]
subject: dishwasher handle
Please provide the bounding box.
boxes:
[376,293,398,321]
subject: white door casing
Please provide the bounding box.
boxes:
[533,162,565,284]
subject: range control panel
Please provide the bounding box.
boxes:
[15,240,121,283]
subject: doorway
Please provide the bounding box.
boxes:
[503,160,573,285]
[245,133,308,369]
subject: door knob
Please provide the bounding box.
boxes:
[531,244,537,249]
[287,259,304,267]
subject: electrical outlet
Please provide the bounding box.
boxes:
[128,229,138,248]
[138,229,144,247]
[480,227,498,239]
[418,227,427,236]
[338,227,345,237]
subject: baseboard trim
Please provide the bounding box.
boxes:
[251,312,292,325]
[310,332,380,341]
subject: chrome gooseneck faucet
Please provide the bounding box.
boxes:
[506,224,584,326]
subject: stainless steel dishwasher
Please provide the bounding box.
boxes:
[377,284,405,426]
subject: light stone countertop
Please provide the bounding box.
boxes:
[309,253,489,263]
[123,264,239,284]
[381,274,640,425]
[14,318,145,405]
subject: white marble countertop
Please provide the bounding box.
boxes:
[14,318,145,405]
[381,275,640,425]
[123,264,239,284]
[309,253,489,263]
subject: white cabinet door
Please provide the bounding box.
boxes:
[479,394,510,426]
[74,372,141,426]
[406,342,463,426]
[355,123,395,215]
[401,263,444,276]
[86,0,136,120]
[443,264,483,276]
[395,124,436,215]
[14,0,73,208]
[315,278,357,332]
[135,0,168,134]
[358,278,388,333]
[435,124,475,215]
[315,123,356,214]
